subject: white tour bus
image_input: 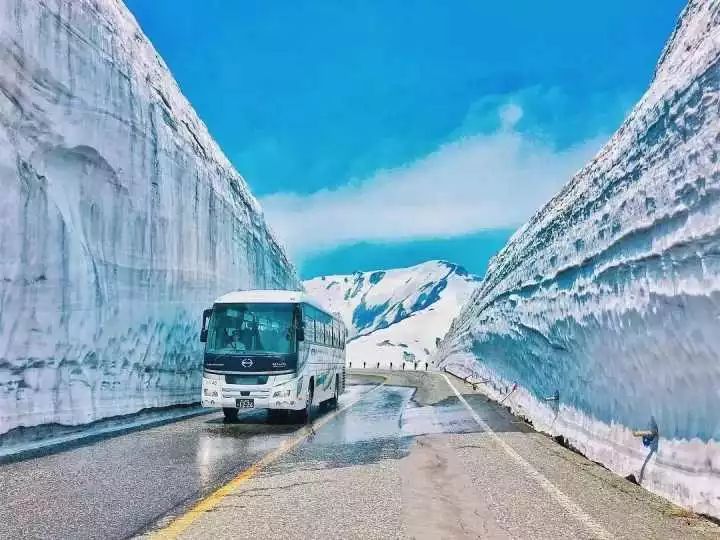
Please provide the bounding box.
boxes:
[199,290,347,422]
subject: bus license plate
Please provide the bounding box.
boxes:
[236,398,254,409]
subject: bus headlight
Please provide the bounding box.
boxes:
[272,388,292,398]
[203,372,224,381]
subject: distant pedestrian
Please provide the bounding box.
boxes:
[390,362,393,370]
[363,361,366,368]
[349,361,352,368]
[425,362,428,371]
[377,361,380,369]
[402,363,405,370]
[414,362,417,370]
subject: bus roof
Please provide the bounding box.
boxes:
[212,289,335,320]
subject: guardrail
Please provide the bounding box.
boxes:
[441,367,531,406]
[443,367,560,406]
[348,361,431,371]
[443,366,491,390]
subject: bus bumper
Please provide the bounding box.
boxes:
[201,376,305,411]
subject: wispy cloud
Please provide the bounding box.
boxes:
[260,105,605,260]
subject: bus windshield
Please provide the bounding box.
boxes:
[206,303,297,355]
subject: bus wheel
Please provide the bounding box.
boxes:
[223,407,239,422]
[297,382,314,423]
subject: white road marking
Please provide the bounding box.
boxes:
[442,374,613,540]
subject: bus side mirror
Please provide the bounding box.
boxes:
[200,308,212,343]
[296,326,305,342]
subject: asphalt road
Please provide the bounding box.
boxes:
[0,371,717,539]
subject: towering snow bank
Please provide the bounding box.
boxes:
[0,0,297,437]
[438,0,720,518]
[304,261,479,368]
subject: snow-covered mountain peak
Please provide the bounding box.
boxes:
[304,260,479,368]
[306,260,477,337]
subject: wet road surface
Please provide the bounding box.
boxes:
[0,371,718,539]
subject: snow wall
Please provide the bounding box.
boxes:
[438,0,720,518]
[0,0,298,437]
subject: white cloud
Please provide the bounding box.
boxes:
[260,106,605,260]
[499,103,523,130]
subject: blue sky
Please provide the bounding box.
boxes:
[126,0,686,278]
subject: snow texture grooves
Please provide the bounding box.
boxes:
[438,0,720,518]
[0,0,298,437]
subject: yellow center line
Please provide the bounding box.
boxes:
[150,380,386,540]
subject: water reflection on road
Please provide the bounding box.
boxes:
[0,375,483,539]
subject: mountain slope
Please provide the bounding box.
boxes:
[304,261,479,368]
[437,0,720,518]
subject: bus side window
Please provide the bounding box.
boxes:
[304,316,313,343]
[303,304,317,345]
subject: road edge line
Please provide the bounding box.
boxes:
[442,374,613,540]
[150,380,386,540]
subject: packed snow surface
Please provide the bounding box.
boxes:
[438,0,720,518]
[0,0,297,437]
[304,261,479,369]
